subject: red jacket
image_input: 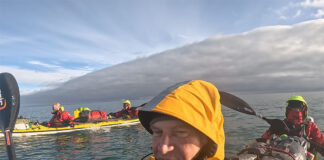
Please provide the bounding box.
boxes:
[48,109,75,127]
[112,107,138,119]
[261,120,324,156]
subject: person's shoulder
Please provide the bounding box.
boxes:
[308,121,317,126]
[62,110,71,115]
[306,120,319,129]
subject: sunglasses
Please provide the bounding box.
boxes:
[287,100,306,111]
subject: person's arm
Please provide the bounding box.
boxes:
[308,122,324,156]
[112,110,123,118]
[130,107,139,117]
[61,111,76,126]
[47,115,56,127]
[261,129,272,139]
[61,111,74,121]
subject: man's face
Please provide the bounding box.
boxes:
[52,104,59,112]
[151,119,206,160]
[123,103,130,109]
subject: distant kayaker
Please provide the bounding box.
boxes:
[139,80,225,160]
[108,100,139,119]
[47,102,75,127]
[261,96,324,158]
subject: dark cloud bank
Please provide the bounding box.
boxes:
[22,19,324,104]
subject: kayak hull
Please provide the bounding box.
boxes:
[1,119,139,137]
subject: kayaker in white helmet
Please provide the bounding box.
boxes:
[47,102,75,127]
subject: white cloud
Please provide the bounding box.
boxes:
[279,15,288,20]
[274,1,324,20]
[294,10,302,17]
[23,19,324,104]
[274,5,292,20]
[300,0,324,8]
[28,60,61,69]
[300,0,324,18]
[0,35,28,45]
[314,9,324,17]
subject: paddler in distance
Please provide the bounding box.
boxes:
[47,102,75,127]
[139,80,225,160]
[261,96,324,158]
[108,100,139,119]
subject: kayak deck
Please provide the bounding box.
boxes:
[1,118,139,137]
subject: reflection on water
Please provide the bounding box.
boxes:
[0,124,152,160]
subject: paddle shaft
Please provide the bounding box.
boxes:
[4,130,16,160]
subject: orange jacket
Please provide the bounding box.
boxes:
[113,107,138,118]
[48,108,74,127]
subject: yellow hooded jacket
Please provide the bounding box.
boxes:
[139,80,225,160]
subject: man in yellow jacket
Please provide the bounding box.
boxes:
[139,80,225,160]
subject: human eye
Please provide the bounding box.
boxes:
[174,129,190,137]
[152,128,162,137]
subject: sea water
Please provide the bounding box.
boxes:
[0,91,323,159]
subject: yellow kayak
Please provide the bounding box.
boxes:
[1,118,139,137]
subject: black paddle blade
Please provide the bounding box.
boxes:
[0,72,20,160]
[219,91,256,116]
[0,72,20,131]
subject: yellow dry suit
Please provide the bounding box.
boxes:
[74,107,91,118]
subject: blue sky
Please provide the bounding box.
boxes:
[1,0,324,94]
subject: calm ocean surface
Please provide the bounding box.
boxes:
[1,91,324,159]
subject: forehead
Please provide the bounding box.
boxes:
[151,119,194,130]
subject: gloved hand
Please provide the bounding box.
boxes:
[108,112,114,119]
[268,119,289,135]
[122,114,131,119]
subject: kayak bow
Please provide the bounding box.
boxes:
[1,118,139,137]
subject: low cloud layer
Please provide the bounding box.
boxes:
[22,19,324,104]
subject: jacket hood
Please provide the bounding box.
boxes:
[139,80,225,159]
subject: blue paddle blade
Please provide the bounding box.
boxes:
[219,91,256,116]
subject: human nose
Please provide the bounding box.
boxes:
[158,134,174,154]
